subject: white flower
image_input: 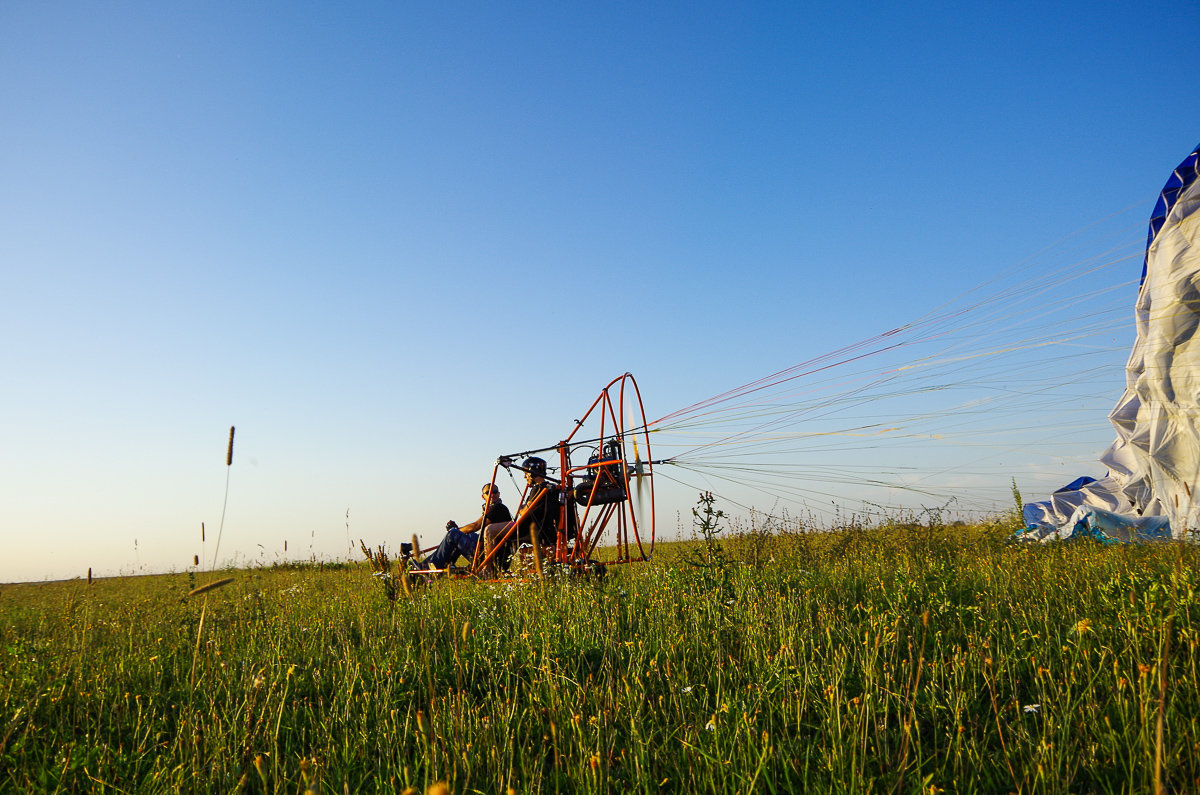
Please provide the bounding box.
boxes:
[1023,704,1040,714]
[704,721,716,731]
[681,686,693,693]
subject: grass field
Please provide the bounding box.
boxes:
[3,502,1199,793]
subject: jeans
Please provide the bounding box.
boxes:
[424,527,479,569]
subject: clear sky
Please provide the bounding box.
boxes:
[2,1,1198,583]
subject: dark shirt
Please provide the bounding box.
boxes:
[483,500,513,526]
[517,481,559,545]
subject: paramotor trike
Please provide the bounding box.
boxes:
[404,373,658,579]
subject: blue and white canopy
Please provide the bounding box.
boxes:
[1023,142,1200,542]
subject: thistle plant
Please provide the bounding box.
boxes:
[682,491,735,604]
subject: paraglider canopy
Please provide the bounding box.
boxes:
[1022,142,1200,542]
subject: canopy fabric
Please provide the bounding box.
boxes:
[1023,142,1200,541]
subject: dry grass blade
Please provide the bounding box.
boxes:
[187,577,235,598]
[531,535,543,576]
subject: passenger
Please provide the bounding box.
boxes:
[415,483,512,570]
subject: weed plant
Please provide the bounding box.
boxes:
[2,505,1200,793]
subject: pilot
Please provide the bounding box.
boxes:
[481,456,560,572]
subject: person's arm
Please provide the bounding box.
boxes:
[457,517,484,534]
[459,501,512,535]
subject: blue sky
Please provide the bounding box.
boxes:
[2,2,1198,582]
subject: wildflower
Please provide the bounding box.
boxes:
[1023,704,1040,714]
[681,686,693,693]
[705,721,716,731]
[1073,618,1092,635]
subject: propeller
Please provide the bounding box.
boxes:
[629,433,652,560]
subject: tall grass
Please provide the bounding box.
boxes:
[2,510,1199,793]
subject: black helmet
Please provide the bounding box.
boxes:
[522,457,547,477]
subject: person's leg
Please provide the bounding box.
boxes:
[480,522,515,572]
[425,528,473,569]
[453,531,479,567]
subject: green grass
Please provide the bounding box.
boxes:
[3,512,1200,793]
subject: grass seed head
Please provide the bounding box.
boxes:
[187,577,235,598]
[416,709,432,743]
